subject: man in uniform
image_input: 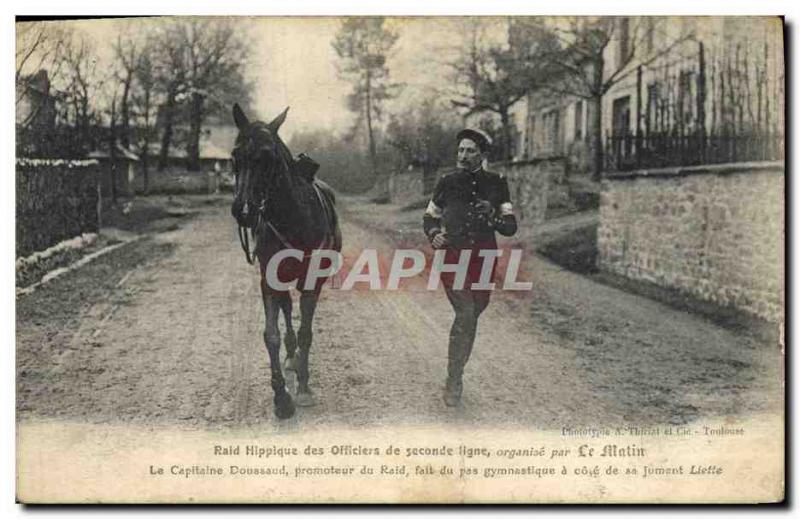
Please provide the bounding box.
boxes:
[423,128,518,406]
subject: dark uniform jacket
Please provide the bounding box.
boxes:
[423,168,518,250]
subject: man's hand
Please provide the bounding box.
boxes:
[473,198,494,217]
[431,231,448,249]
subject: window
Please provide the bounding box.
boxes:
[574,100,584,141]
[646,83,661,134]
[541,108,561,154]
[612,96,631,138]
[678,70,695,131]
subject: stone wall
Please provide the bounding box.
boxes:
[597,162,784,323]
[495,157,568,224]
[16,159,100,257]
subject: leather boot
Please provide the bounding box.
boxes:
[444,374,463,407]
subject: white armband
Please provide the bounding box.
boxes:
[425,200,443,218]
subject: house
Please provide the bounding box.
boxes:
[16,69,57,130]
[462,97,528,163]
[463,17,782,176]
[88,144,140,198]
[600,17,784,171]
[141,123,236,171]
[463,77,592,173]
[595,17,784,323]
[198,124,237,171]
[16,69,58,156]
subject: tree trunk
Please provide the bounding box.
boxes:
[590,58,605,180]
[158,86,177,171]
[120,76,131,148]
[365,68,377,180]
[142,89,151,194]
[589,94,603,181]
[187,92,204,171]
[499,108,513,162]
[141,141,150,194]
[80,95,90,153]
[109,97,118,204]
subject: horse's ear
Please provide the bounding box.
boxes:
[268,106,289,133]
[232,103,249,130]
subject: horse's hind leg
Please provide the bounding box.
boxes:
[261,286,295,419]
[295,290,320,407]
[275,291,298,371]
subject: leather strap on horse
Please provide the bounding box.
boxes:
[238,225,255,265]
[238,179,335,265]
[311,181,335,250]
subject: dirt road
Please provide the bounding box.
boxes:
[16,199,783,431]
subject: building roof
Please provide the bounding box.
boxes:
[200,125,237,159]
[88,143,140,161]
[19,69,50,96]
[141,124,236,160]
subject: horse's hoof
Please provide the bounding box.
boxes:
[274,391,295,419]
[284,355,298,372]
[295,389,317,407]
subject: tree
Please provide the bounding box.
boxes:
[132,36,158,192]
[543,17,692,179]
[104,84,121,203]
[178,19,249,171]
[15,21,69,107]
[386,97,461,192]
[60,31,102,153]
[15,22,71,155]
[332,17,399,180]
[449,18,560,161]
[112,29,144,149]
[152,21,188,171]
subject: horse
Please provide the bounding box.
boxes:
[230,103,342,419]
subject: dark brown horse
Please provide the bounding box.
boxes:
[230,104,342,419]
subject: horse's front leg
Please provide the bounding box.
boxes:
[261,282,295,419]
[295,289,320,407]
[275,291,298,371]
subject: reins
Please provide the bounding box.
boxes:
[238,224,255,265]
[237,201,322,265]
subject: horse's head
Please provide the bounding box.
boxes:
[230,103,290,228]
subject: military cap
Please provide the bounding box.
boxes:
[456,128,493,153]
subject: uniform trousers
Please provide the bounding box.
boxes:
[439,245,496,383]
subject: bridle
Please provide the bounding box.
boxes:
[233,152,258,265]
[237,221,256,265]
[236,200,298,265]
[233,142,311,265]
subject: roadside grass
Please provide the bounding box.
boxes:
[17,194,223,291]
[16,237,176,334]
[537,224,599,274]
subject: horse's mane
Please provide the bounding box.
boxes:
[275,137,296,175]
[249,120,314,183]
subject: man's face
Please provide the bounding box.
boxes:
[457,138,484,171]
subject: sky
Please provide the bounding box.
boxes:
[17,16,510,140]
[247,17,483,139]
